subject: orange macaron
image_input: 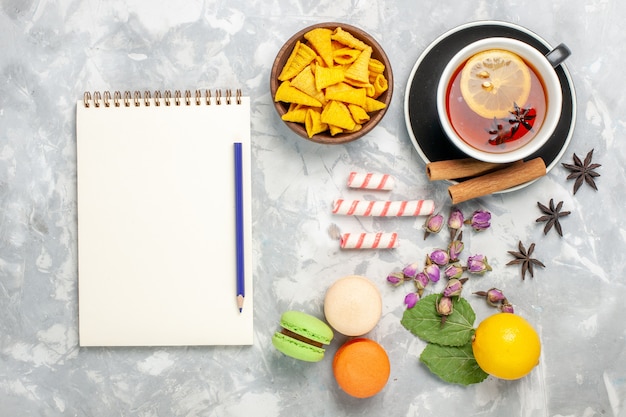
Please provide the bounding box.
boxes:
[332,338,390,398]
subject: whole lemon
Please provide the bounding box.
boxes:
[472,313,541,380]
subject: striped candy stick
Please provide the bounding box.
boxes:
[340,232,399,249]
[332,199,435,217]
[347,172,395,191]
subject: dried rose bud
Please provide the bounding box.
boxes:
[436,295,454,316]
[487,288,506,306]
[402,262,420,279]
[474,287,506,307]
[443,277,468,297]
[500,299,514,313]
[386,272,404,286]
[467,254,492,274]
[448,208,464,231]
[448,238,464,262]
[424,263,441,283]
[404,292,419,309]
[444,263,464,279]
[466,209,491,231]
[414,271,429,291]
[423,213,444,239]
[429,249,450,266]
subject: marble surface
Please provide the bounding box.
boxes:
[1,1,626,416]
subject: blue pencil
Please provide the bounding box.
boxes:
[234,142,245,312]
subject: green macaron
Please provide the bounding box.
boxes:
[272,310,334,362]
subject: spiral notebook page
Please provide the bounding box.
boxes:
[76,90,252,346]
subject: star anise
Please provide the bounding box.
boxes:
[488,103,536,145]
[536,198,571,236]
[561,149,601,194]
[488,118,510,145]
[507,241,545,280]
[509,103,536,137]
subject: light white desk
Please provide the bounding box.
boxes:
[1,1,624,415]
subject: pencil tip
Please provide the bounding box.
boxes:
[237,294,244,312]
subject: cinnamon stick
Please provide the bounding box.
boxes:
[426,158,523,181]
[448,157,546,204]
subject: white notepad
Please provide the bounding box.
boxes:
[76,89,253,346]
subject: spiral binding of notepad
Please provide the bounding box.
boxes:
[82,89,242,108]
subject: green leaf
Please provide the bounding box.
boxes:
[401,294,476,347]
[420,343,489,385]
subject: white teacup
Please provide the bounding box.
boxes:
[437,37,570,164]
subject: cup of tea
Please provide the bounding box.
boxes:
[436,37,570,163]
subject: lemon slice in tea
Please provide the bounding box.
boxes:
[460,49,532,119]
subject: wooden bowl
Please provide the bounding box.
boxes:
[270,22,393,144]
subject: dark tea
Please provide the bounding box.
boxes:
[445,52,547,154]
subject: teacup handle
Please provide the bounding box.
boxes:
[545,43,571,68]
